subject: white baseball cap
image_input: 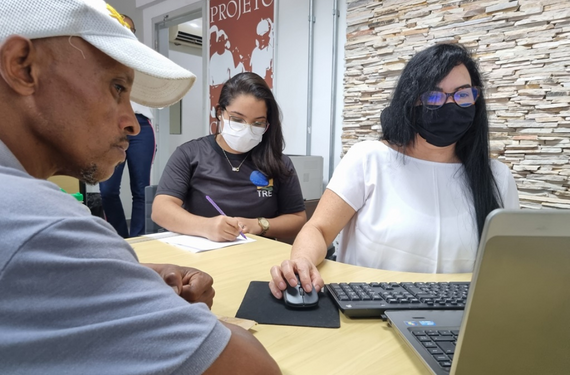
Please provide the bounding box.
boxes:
[0,0,196,108]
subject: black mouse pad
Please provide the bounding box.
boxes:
[235,281,340,328]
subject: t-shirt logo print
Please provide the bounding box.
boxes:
[106,4,131,30]
[250,171,273,198]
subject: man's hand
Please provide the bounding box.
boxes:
[143,263,215,308]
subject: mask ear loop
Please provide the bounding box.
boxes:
[211,107,224,135]
[68,36,86,59]
[210,120,220,135]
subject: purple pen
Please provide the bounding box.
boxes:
[205,195,247,239]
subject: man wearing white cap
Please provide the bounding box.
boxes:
[0,1,279,374]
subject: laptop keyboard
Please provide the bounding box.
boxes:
[410,328,460,371]
[325,282,470,318]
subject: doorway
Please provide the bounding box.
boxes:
[150,1,208,185]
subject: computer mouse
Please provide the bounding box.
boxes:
[283,274,319,309]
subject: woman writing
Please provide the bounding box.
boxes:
[153,72,306,242]
[269,43,519,298]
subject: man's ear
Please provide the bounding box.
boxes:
[0,35,38,96]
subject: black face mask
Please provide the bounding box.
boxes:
[412,104,476,147]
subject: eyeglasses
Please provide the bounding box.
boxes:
[224,114,269,136]
[419,86,480,110]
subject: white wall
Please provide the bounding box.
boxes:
[168,45,206,152]
[274,0,345,183]
[273,0,309,156]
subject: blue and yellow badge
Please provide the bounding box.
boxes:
[250,171,273,198]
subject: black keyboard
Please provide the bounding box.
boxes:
[410,327,460,371]
[325,282,470,318]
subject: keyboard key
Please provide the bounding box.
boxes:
[416,293,435,299]
[433,336,455,342]
[407,287,426,295]
[439,361,452,368]
[428,348,443,355]
[436,341,456,354]
[422,342,437,348]
[434,354,448,361]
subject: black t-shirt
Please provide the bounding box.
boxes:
[156,135,305,218]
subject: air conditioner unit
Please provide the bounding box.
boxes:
[169,24,202,48]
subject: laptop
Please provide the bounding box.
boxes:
[386,209,570,375]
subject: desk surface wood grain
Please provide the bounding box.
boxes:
[130,235,471,375]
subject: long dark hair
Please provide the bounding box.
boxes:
[215,72,290,179]
[380,43,503,239]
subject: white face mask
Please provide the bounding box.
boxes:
[220,117,263,153]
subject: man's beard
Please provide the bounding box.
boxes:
[80,163,99,185]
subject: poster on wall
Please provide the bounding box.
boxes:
[209,0,275,129]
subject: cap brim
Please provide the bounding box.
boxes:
[84,35,196,108]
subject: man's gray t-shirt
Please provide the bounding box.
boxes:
[156,135,305,218]
[0,141,231,374]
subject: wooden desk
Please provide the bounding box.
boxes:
[130,236,471,375]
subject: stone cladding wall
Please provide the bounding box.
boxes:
[344,0,570,208]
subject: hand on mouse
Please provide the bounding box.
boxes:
[143,263,215,308]
[268,256,324,299]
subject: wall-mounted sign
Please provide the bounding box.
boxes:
[209,0,275,129]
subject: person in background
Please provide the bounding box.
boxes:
[0,1,280,374]
[99,14,156,238]
[152,72,306,242]
[269,43,519,299]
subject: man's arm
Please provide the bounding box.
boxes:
[203,322,281,375]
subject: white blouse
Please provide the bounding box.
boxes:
[327,141,520,273]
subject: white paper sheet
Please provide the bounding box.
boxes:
[144,232,255,253]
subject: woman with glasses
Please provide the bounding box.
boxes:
[152,72,306,242]
[269,43,519,299]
